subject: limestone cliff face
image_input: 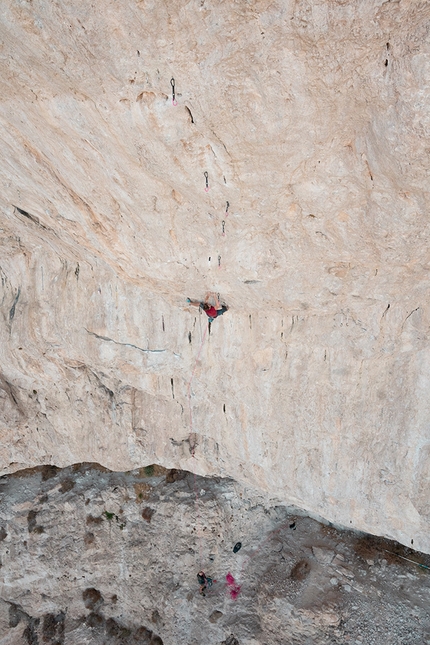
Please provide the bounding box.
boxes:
[0,1,429,552]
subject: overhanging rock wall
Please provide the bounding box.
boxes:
[0,0,429,553]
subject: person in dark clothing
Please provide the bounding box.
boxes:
[197,571,213,596]
[187,293,228,322]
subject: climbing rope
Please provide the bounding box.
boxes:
[187,318,208,568]
[382,549,430,571]
[181,148,231,579]
[186,322,208,451]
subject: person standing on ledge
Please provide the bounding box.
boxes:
[187,292,228,322]
[197,570,213,596]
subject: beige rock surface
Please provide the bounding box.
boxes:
[0,1,430,552]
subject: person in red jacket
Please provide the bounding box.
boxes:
[187,293,228,322]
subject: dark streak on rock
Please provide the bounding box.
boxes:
[88,368,114,401]
[0,374,23,413]
[402,307,420,329]
[381,303,390,320]
[13,206,46,230]
[185,105,194,123]
[9,287,21,321]
[209,128,231,158]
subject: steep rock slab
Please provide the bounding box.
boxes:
[0,0,429,552]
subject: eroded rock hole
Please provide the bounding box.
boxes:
[142,507,155,522]
[290,559,311,581]
[82,587,104,611]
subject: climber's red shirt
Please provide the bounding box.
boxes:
[205,306,218,318]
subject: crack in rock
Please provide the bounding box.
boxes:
[85,328,179,356]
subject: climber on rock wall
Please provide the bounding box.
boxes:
[187,292,228,322]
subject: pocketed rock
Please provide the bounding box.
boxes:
[0,0,430,555]
[0,464,429,645]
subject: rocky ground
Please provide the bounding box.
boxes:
[0,464,429,645]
